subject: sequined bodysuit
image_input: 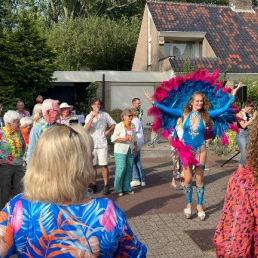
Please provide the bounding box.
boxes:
[183,111,205,151]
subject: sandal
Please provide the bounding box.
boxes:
[197,210,206,221]
[125,191,134,195]
[170,185,184,190]
[184,208,192,219]
[117,192,123,197]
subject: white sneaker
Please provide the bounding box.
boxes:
[130,180,141,187]
[141,182,146,186]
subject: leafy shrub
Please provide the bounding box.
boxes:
[106,108,123,150]
[108,108,123,123]
[209,130,238,156]
[75,82,99,115]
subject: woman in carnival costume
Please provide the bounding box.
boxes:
[145,69,243,221]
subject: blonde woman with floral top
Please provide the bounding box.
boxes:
[0,110,25,209]
[0,124,147,257]
[111,108,138,196]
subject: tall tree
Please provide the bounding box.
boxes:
[0,11,57,109]
[47,16,140,70]
[2,0,231,29]
[14,0,145,27]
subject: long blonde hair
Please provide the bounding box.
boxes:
[23,124,94,203]
[31,103,42,122]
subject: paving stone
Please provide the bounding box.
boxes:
[93,142,238,257]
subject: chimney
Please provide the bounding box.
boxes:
[229,0,253,12]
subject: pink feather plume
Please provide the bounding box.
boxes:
[221,134,229,145]
[171,138,200,169]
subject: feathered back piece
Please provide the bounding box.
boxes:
[147,69,239,145]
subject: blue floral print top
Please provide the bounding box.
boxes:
[0,194,147,257]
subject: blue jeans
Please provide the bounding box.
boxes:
[132,151,145,183]
[236,129,249,166]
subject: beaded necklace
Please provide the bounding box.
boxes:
[122,121,135,136]
[3,127,22,157]
[60,115,74,120]
[40,118,49,131]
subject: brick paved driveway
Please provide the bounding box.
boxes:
[92,147,238,257]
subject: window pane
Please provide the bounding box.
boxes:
[199,42,203,58]
[164,43,171,57]
[173,41,195,58]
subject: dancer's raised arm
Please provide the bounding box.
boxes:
[144,90,182,117]
[209,82,244,118]
[144,90,154,104]
[232,82,244,96]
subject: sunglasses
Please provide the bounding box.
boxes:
[55,123,79,139]
[49,109,60,113]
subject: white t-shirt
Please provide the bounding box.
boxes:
[85,111,116,149]
[132,117,144,151]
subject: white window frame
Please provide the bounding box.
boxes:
[168,40,203,58]
[148,11,152,66]
[160,31,205,59]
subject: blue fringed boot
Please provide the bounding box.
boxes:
[196,185,205,221]
[183,185,193,219]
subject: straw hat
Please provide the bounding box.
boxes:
[60,102,73,110]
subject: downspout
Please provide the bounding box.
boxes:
[102,73,106,109]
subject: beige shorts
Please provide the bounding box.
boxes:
[92,147,108,166]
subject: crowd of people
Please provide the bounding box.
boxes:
[1,68,258,255]
[0,97,147,202]
[0,122,147,257]
[0,96,147,256]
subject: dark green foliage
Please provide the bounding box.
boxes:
[27,0,146,26]
[46,16,140,71]
[237,76,258,109]
[75,82,99,115]
[0,11,57,111]
[108,108,123,123]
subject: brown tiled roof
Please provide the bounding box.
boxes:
[169,57,226,72]
[147,2,258,73]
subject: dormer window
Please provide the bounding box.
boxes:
[164,40,203,58]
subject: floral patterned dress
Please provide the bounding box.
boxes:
[0,127,24,165]
[0,194,147,257]
[213,167,258,257]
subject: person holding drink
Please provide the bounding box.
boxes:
[85,97,116,195]
[111,108,138,196]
